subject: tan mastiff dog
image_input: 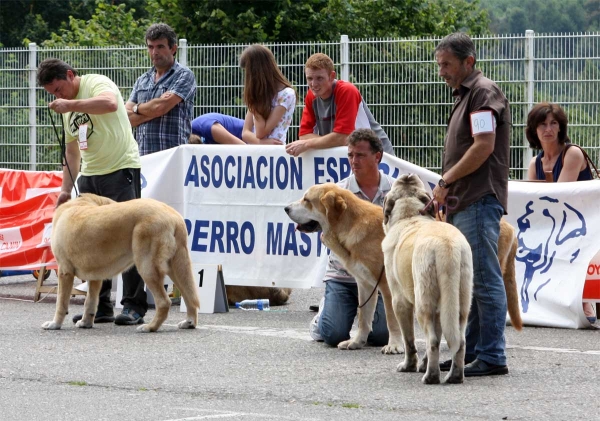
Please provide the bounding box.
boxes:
[285,183,403,354]
[498,219,523,330]
[382,174,473,384]
[42,194,200,333]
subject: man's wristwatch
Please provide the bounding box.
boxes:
[133,104,139,114]
[438,178,451,189]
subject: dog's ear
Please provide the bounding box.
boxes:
[321,191,347,220]
[383,197,395,225]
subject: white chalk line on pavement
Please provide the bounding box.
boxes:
[160,323,600,356]
[162,407,320,421]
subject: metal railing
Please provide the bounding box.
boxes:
[1,31,599,180]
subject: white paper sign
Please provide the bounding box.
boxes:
[180,263,228,314]
[78,124,88,150]
[470,110,495,135]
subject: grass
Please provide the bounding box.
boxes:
[67,381,87,386]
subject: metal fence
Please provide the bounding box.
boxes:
[1,31,599,179]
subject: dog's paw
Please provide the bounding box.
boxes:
[422,372,441,385]
[41,321,61,330]
[337,339,365,350]
[177,320,196,329]
[137,324,157,333]
[381,344,404,355]
[444,372,464,384]
[75,320,93,329]
[396,356,418,372]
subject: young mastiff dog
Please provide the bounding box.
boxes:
[382,174,473,384]
[42,193,200,333]
[285,183,403,354]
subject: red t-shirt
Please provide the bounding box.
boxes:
[299,80,363,137]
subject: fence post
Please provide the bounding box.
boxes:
[179,38,188,67]
[28,42,37,170]
[340,35,349,81]
[524,30,535,168]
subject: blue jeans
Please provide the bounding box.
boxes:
[318,280,389,347]
[447,194,507,366]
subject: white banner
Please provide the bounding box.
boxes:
[140,145,600,328]
[504,180,600,328]
[140,146,438,291]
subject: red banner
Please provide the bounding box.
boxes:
[0,170,60,270]
[584,250,600,300]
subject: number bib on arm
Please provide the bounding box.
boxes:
[470,110,496,136]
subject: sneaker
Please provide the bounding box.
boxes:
[583,302,597,324]
[114,308,144,325]
[72,312,115,324]
[309,297,324,342]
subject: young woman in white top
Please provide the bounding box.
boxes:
[239,44,296,145]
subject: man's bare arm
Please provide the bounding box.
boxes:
[443,132,495,185]
[432,132,495,204]
[125,101,154,127]
[48,92,117,115]
[286,132,348,157]
[135,92,183,119]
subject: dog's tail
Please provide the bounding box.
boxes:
[440,243,472,355]
[503,235,523,331]
[170,223,200,313]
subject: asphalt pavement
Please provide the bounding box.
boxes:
[1,272,599,421]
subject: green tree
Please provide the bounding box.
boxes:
[584,0,600,31]
[1,0,90,47]
[39,1,149,47]
[145,0,490,44]
[0,0,148,47]
[481,0,596,33]
[4,0,491,47]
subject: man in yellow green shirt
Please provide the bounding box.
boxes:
[38,58,148,326]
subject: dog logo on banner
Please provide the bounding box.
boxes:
[515,196,586,313]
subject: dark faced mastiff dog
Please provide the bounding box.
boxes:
[382,174,473,384]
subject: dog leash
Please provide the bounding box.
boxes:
[357,265,385,309]
[419,196,459,222]
[357,195,459,309]
[47,106,79,197]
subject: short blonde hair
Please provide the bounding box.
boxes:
[188,134,202,144]
[305,53,334,73]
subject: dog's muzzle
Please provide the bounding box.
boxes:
[294,220,321,233]
[284,205,322,233]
